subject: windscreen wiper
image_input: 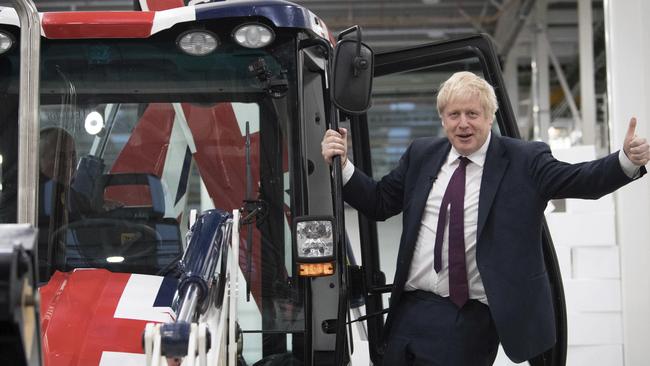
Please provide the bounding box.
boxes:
[245,121,253,302]
[241,121,269,301]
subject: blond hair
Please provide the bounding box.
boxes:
[436,71,498,120]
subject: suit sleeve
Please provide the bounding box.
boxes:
[528,141,646,200]
[342,143,413,221]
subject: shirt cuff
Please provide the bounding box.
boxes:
[342,159,355,185]
[618,149,641,178]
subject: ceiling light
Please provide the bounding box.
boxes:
[84,111,104,135]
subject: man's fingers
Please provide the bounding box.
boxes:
[324,130,339,139]
[629,139,648,152]
[629,143,650,158]
[630,154,650,165]
[322,128,348,166]
[322,139,346,160]
[628,136,647,147]
[322,139,345,151]
[325,128,347,138]
[628,138,650,160]
[625,117,637,141]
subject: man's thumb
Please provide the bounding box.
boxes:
[626,117,637,141]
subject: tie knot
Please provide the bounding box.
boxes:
[458,156,470,167]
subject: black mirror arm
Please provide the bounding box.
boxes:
[337,25,361,42]
[337,26,367,77]
[297,38,332,56]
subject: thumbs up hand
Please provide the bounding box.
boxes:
[623,117,650,166]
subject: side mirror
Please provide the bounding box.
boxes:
[331,26,374,114]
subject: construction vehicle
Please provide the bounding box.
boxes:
[0,0,566,365]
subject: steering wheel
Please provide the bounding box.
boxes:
[52,218,162,270]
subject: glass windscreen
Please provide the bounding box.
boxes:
[0,25,305,362]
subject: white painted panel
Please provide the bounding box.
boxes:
[545,212,616,246]
[554,245,572,280]
[572,246,620,279]
[568,312,622,345]
[564,279,621,312]
[564,195,615,214]
[550,145,597,163]
[99,352,146,366]
[566,345,623,366]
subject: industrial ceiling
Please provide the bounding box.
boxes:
[0,0,596,61]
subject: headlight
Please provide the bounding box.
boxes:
[232,23,274,49]
[295,218,333,259]
[176,30,219,56]
[0,31,15,55]
[293,216,335,276]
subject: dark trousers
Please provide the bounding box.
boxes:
[382,290,499,366]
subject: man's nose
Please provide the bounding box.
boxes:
[458,114,470,127]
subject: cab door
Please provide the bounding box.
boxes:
[346,34,566,366]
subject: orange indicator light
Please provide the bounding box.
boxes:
[298,262,335,277]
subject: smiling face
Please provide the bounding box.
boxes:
[436,72,498,156]
[440,93,493,156]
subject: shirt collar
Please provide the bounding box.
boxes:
[447,131,491,168]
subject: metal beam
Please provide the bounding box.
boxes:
[504,49,522,133]
[531,0,550,142]
[494,0,537,58]
[10,0,40,225]
[543,32,582,136]
[578,0,596,145]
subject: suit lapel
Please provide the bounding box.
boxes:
[393,140,449,292]
[409,140,450,220]
[477,135,509,240]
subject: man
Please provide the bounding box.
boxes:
[321,71,649,365]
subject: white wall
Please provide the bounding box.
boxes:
[550,146,622,366]
[604,1,650,365]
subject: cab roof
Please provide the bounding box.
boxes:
[0,0,330,40]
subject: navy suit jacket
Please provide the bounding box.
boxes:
[343,134,645,362]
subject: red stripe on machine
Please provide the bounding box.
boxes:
[42,12,155,39]
[40,271,148,365]
[146,0,185,11]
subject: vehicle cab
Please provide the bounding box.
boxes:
[0,1,566,365]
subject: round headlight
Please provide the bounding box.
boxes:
[0,31,15,55]
[177,30,219,56]
[233,23,275,49]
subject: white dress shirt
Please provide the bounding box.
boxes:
[403,134,491,303]
[341,134,640,305]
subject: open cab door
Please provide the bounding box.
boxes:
[343,34,567,366]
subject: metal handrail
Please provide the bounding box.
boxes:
[11,0,41,225]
